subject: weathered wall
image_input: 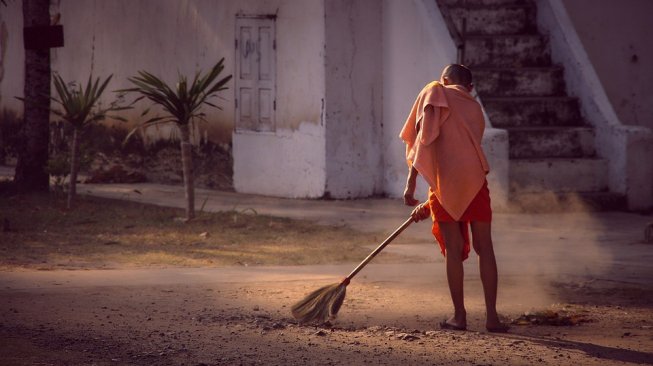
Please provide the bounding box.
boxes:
[1,0,515,203]
[1,0,325,145]
[561,0,653,210]
[537,0,653,209]
[0,1,23,115]
[2,0,235,143]
[381,0,509,208]
[233,122,326,198]
[232,0,327,198]
[382,0,455,202]
[323,0,383,199]
[1,0,330,198]
[562,0,653,130]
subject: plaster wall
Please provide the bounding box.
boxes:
[2,0,514,203]
[1,0,329,198]
[0,0,325,145]
[2,0,233,143]
[0,1,24,115]
[382,0,509,208]
[561,0,653,130]
[559,1,653,207]
[231,0,328,198]
[232,122,326,198]
[323,0,383,199]
[382,0,455,202]
[536,0,653,209]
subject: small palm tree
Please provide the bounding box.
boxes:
[51,73,127,209]
[122,58,232,221]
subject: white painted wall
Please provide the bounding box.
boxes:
[233,122,326,198]
[1,0,513,204]
[536,0,653,210]
[0,0,330,198]
[232,0,328,198]
[559,0,653,209]
[382,0,454,202]
[382,0,509,209]
[238,0,387,200]
[323,0,384,199]
[1,0,326,144]
[2,0,237,143]
[561,0,653,131]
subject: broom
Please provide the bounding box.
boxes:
[291,216,414,323]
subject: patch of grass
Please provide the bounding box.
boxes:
[0,193,406,270]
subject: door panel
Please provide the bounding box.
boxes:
[235,17,276,132]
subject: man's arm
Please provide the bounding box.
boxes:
[404,117,420,206]
[419,105,440,145]
[403,165,420,206]
[403,106,433,207]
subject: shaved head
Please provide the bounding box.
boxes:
[441,64,473,87]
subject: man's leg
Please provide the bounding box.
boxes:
[470,221,506,331]
[439,221,467,329]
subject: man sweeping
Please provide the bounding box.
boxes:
[400,64,509,333]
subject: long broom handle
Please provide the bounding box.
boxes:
[345,217,414,282]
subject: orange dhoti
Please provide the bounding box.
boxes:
[429,180,492,261]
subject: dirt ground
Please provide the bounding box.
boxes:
[1,175,652,365]
[1,260,652,366]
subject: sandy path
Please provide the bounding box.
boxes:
[1,258,652,365]
[1,179,652,364]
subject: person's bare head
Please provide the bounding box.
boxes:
[440,64,473,91]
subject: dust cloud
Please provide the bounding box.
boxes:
[492,192,623,312]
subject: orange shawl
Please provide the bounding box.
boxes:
[399,82,489,220]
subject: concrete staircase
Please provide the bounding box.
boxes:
[436,0,626,211]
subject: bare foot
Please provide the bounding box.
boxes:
[486,322,510,333]
[486,315,510,333]
[485,311,510,333]
[440,315,466,331]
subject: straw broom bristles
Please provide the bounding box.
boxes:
[290,278,349,324]
[290,217,414,324]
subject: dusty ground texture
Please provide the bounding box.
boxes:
[1,180,652,365]
[1,256,652,365]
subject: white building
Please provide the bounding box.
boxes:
[1,0,651,210]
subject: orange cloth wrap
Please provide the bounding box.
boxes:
[399,82,490,221]
[399,81,492,261]
[429,180,492,260]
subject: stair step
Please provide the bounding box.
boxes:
[448,5,536,36]
[473,67,565,97]
[482,97,582,128]
[437,0,623,210]
[508,127,595,158]
[508,191,627,212]
[464,35,551,67]
[438,0,532,6]
[510,158,608,192]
